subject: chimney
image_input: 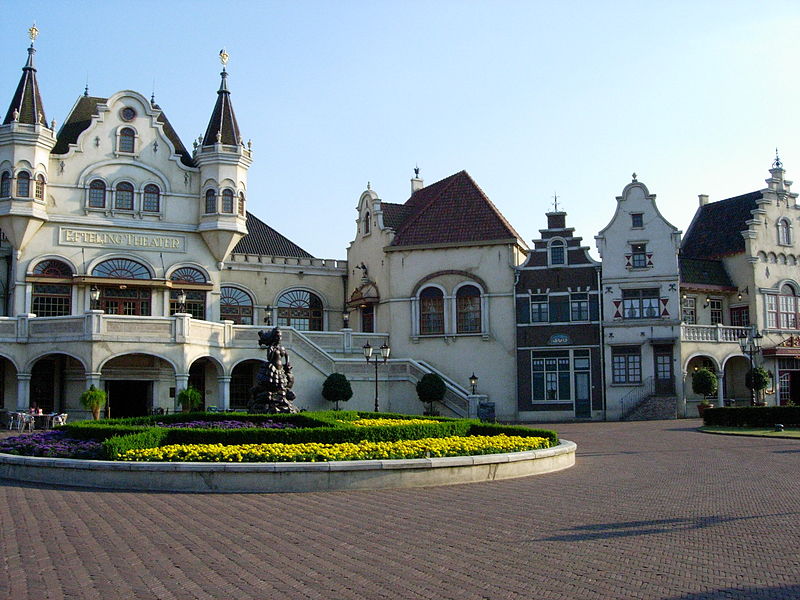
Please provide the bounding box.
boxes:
[411,166,423,193]
[698,194,709,207]
[547,212,566,230]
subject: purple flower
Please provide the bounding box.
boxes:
[154,420,295,430]
[0,431,103,459]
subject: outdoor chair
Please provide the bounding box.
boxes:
[19,413,35,432]
[52,413,68,427]
[6,412,21,430]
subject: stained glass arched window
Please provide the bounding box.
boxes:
[92,259,151,279]
[220,286,253,324]
[115,182,134,210]
[221,189,234,213]
[456,285,481,333]
[170,267,206,283]
[118,127,135,153]
[34,174,45,200]
[89,180,106,208]
[33,259,73,277]
[143,184,160,212]
[0,172,10,197]
[32,260,73,317]
[16,171,30,197]
[205,189,216,214]
[277,289,323,331]
[419,287,444,335]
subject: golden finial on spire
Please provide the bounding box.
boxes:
[28,23,39,44]
[219,48,229,67]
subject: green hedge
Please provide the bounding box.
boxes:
[62,410,558,459]
[703,406,800,427]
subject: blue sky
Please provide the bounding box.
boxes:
[4,1,800,258]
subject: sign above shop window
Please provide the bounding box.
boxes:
[548,333,572,345]
[59,226,186,253]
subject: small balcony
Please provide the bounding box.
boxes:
[681,324,750,343]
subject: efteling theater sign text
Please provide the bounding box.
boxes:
[58,227,186,253]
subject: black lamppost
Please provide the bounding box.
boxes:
[363,340,390,412]
[177,289,187,313]
[342,310,350,329]
[469,372,479,395]
[264,305,272,326]
[738,329,763,406]
[89,286,100,310]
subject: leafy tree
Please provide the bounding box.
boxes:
[745,367,771,404]
[177,387,202,412]
[691,368,717,406]
[322,373,353,411]
[416,373,446,416]
[80,385,107,420]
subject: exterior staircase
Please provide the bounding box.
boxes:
[621,395,678,421]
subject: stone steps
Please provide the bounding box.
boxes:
[622,395,678,421]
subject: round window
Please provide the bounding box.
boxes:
[120,107,136,122]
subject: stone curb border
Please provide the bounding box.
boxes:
[0,440,576,493]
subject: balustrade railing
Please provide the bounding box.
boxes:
[681,324,749,343]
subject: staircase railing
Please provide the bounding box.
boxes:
[620,376,655,420]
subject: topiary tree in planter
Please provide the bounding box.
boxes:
[177,387,202,413]
[80,385,107,420]
[322,372,353,411]
[745,367,770,405]
[691,367,717,416]
[416,373,446,416]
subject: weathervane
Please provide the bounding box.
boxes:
[28,23,39,45]
[219,48,229,68]
[773,148,783,169]
[552,192,560,212]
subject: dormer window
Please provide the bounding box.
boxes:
[16,171,30,197]
[114,182,134,210]
[364,212,371,234]
[204,189,216,214]
[778,218,792,246]
[118,127,135,153]
[221,189,234,213]
[549,239,566,265]
[89,180,106,208]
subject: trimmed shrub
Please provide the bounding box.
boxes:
[703,406,800,427]
[691,368,717,404]
[177,387,202,412]
[321,373,353,411]
[79,385,107,420]
[417,373,446,415]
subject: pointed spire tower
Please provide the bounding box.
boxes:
[0,25,56,254]
[195,49,251,266]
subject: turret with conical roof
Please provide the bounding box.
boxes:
[0,25,56,254]
[194,50,251,265]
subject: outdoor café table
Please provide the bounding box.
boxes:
[32,413,57,430]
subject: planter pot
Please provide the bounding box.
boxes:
[697,403,713,418]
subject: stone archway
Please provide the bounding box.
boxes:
[29,354,86,414]
[100,353,176,417]
[188,357,224,410]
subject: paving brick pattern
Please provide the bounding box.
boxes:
[1,420,799,599]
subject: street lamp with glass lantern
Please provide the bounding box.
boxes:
[177,289,187,314]
[738,329,763,406]
[469,372,479,395]
[363,340,391,412]
[89,286,101,310]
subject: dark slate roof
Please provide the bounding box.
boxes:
[52,96,194,167]
[232,212,313,258]
[202,70,241,146]
[389,170,525,248]
[679,257,734,287]
[3,46,46,126]
[381,202,410,229]
[681,191,761,259]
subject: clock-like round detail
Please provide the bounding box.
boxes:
[120,107,136,122]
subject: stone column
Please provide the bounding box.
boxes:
[16,373,31,410]
[218,376,232,410]
[175,373,190,411]
[716,371,725,406]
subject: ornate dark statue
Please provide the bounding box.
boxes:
[248,327,298,413]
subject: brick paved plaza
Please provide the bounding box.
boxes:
[1,420,798,599]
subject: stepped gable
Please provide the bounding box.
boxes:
[681,191,761,259]
[232,212,313,258]
[52,96,194,167]
[390,170,526,248]
[679,257,733,287]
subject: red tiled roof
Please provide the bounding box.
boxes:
[390,171,525,248]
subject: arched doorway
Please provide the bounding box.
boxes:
[230,360,262,411]
[101,354,175,418]
[0,356,17,413]
[724,355,752,406]
[685,355,719,405]
[29,354,85,413]
[188,357,223,410]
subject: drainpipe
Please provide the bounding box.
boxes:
[596,266,607,421]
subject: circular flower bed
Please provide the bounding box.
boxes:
[0,431,103,459]
[154,419,295,429]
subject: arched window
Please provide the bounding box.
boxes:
[31,260,73,317]
[364,212,371,234]
[767,284,800,329]
[204,189,216,214]
[0,172,10,197]
[34,174,45,200]
[92,258,151,279]
[89,180,106,208]
[549,239,566,265]
[118,127,135,153]
[221,189,234,213]
[220,286,253,324]
[115,182,134,210]
[238,192,246,216]
[143,184,160,212]
[277,290,323,331]
[419,287,444,335]
[169,267,207,319]
[456,285,481,333]
[778,219,792,246]
[16,171,30,197]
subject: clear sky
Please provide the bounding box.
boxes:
[4,1,800,259]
